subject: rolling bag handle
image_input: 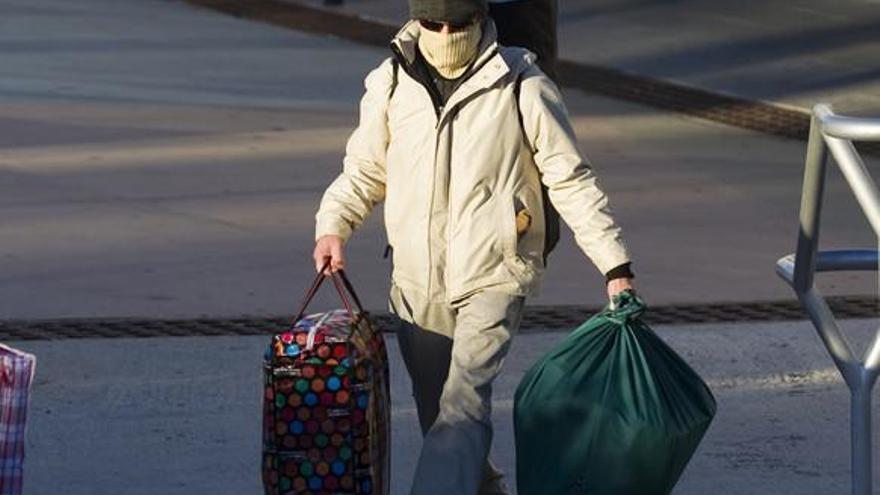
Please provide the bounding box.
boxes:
[328,270,379,355]
[327,272,374,343]
[331,268,365,315]
[290,261,366,327]
[290,261,331,325]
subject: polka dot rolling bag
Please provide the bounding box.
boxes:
[262,266,390,495]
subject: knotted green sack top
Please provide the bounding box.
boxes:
[604,288,646,325]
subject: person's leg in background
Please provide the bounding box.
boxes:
[400,289,525,495]
[389,284,519,495]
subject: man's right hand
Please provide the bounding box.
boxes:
[313,235,346,274]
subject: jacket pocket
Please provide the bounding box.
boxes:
[501,197,537,285]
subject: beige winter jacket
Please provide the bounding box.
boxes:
[315,19,630,303]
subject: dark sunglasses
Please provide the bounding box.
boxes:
[419,18,475,33]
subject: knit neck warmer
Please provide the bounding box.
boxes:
[417,22,482,79]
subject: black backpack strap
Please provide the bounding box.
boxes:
[514,68,560,264]
[390,58,399,101]
[514,71,522,113]
[513,71,525,142]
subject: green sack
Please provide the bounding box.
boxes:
[514,291,716,495]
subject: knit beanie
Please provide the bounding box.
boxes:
[409,0,487,25]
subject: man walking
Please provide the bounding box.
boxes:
[313,1,635,493]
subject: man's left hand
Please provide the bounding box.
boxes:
[607,277,635,300]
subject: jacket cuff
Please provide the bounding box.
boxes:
[315,216,353,242]
[605,262,634,282]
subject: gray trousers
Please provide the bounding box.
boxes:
[388,284,526,495]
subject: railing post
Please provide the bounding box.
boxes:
[851,384,872,495]
[776,104,880,495]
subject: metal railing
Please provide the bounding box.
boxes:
[776,104,880,495]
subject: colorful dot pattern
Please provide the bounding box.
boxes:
[263,310,390,495]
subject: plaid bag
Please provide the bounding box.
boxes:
[262,268,390,495]
[0,344,36,495]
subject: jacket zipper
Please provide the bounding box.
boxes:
[389,42,501,300]
[433,50,498,300]
[444,112,454,301]
[390,44,443,296]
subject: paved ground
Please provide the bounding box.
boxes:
[12,319,880,494]
[290,0,880,116]
[2,0,880,494]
